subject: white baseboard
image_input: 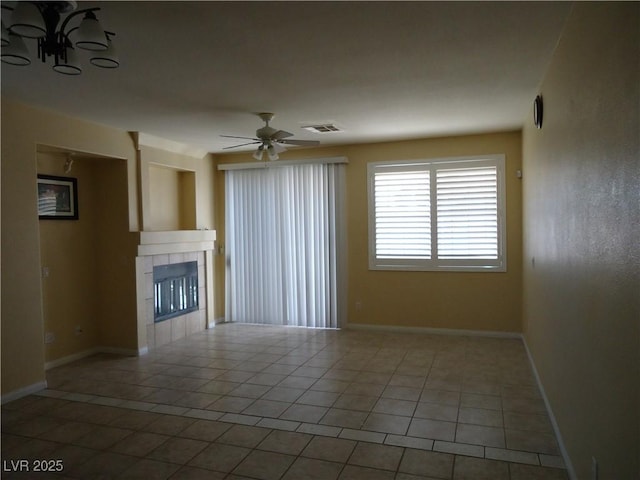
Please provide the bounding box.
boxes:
[1,381,47,405]
[345,322,522,339]
[522,338,576,480]
[45,347,101,370]
[45,346,142,371]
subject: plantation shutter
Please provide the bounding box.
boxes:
[373,167,431,260]
[368,155,505,271]
[436,165,499,260]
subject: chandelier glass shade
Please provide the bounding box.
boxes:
[1,1,119,75]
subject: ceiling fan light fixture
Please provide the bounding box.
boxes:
[1,32,31,65]
[252,146,264,161]
[267,144,279,161]
[8,2,46,39]
[74,11,108,51]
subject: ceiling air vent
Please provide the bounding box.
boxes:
[301,123,343,134]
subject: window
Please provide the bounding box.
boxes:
[368,155,506,272]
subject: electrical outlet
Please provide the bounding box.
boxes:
[592,457,598,480]
[42,266,50,278]
[44,332,55,344]
[355,301,362,311]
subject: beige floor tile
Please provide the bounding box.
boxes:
[362,412,411,435]
[169,466,226,479]
[147,437,209,464]
[455,423,505,448]
[398,448,455,478]
[15,324,570,480]
[177,419,232,442]
[381,385,422,401]
[71,451,138,479]
[453,456,509,480]
[242,399,291,418]
[373,398,417,416]
[414,402,459,422]
[457,407,503,427]
[459,392,502,410]
[37,420,96,443]
[216,424,271,448]
[309,378,351,393]
[256,430,312,455]
[188,443,251,472]
[110,431,170,457]
[334,394,378,412]
[282,457,344,480]
[146,414,196,435]
[120,458,180,480]
[420,389,461,407]
[339,464,395,480]
[506,429,560,455]
[208,395,254,413]
[504,412,554,433]
[320,408,369,429]
[302,436,357,463]
[233,449,296,480]
[262,386,306,402]
[509,463,569,480]
[348,442,404,471]
[278,375,318,389]
[73,425,133,450]
[407,418,456,442]
[296,390,340,407]
[280,403,329,423]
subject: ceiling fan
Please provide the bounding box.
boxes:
[221,112,319,161]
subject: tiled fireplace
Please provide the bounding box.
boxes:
[135,230,216,352]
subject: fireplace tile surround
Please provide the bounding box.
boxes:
[136,230,216,353]
[144,252,206,349]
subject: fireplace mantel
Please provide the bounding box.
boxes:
[137,230,216,256]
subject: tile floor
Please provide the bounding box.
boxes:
[1,323,568,479]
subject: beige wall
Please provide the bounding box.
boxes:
[148,165,182,230]
[38,153,138,362]
[215,130,523,332]
[138,145,215,232]
[1,100,217,398]
[522,3,639,479]
[1,99,138,396]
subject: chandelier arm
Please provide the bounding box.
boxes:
[58,7,101,37]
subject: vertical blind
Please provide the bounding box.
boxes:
[225,162,344,328]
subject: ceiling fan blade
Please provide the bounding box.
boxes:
[220,135,260,141]
[272,130,293,140]
[279,139,320,147]
[223,141,262,149]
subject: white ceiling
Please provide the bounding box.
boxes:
[1,1,572,154]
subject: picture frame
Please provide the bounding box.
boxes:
[37,174,79,220]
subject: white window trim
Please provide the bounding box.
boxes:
[367,154,507,272]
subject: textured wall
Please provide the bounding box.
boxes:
[522,3,640,478]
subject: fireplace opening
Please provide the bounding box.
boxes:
[154,261,199,322]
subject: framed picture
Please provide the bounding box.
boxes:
[37,174,78,220]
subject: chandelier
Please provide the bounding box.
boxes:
[1,1,118,75]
